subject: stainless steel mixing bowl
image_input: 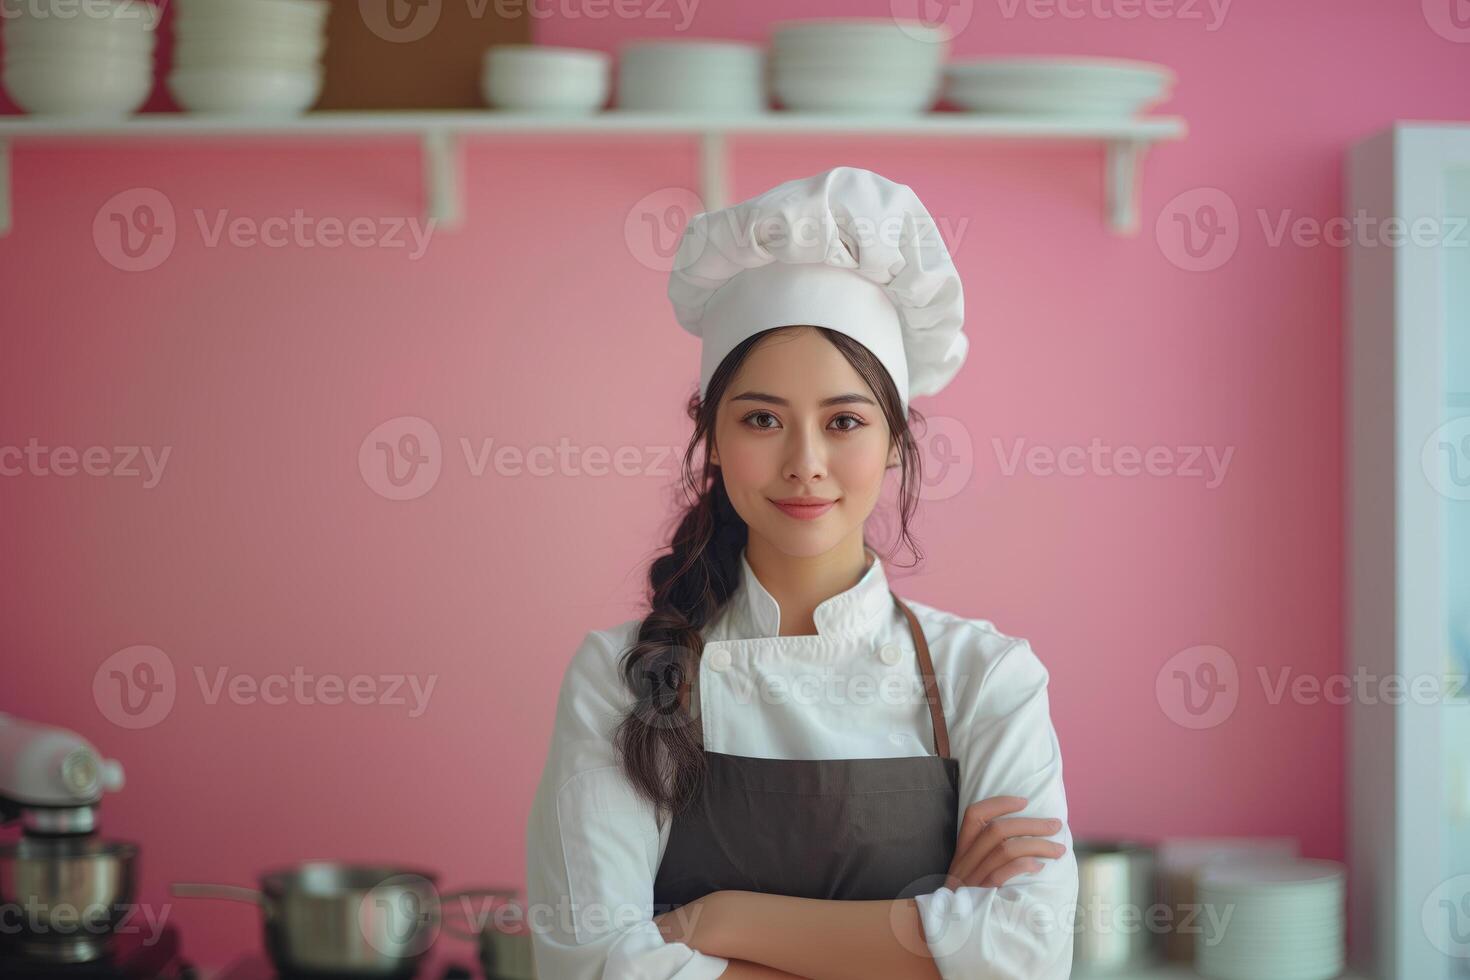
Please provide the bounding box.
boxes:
[0,836,140,963]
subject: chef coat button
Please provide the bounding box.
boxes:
[707,648,732,672]
[878,643,902,666]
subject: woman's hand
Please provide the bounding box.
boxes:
[654,894,718,950]
[946,795,1067,888]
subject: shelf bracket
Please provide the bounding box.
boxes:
[1105,138,1148,236]
[421,129,463,230]
[700,131,727,212]
[0,138,11,238]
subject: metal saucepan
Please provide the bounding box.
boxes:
[0,836,139,963]
[1071,839,1159,976]
[173,861,519,978]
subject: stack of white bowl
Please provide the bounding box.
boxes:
[482,45,610,113]
[615,40,764,114]
[944,56,1175,118]
[2,0,159,116]
[168,0,329,114]
[770,18,949,114]
[1194,859,1346,980]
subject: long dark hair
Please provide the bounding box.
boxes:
[612,325,927,824]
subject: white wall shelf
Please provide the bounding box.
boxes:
[0,109,1186,238]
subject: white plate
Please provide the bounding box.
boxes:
[947,55,1175,85]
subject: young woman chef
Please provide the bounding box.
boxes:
[525,166,1079,980]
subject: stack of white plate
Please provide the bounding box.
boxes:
[1,0,159,116]
[1195,859,1346,980]
[482,45,610,113]
[770,18,949,114]
[615,39,764,113]
[944,56,1175,118]
[168,0,329,114]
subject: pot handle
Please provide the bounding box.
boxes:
[432,886,522,942]
[168,881,274,922]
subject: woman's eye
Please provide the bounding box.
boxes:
[744,411,780,429]
[740,412,866,432]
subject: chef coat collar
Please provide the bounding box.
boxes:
[726,544,892,639]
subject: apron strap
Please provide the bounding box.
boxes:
[892,591,951,759]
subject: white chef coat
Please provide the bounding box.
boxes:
[524,545,1078,980]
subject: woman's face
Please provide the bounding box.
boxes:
[710,327,898,559]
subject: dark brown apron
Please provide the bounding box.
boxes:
[653,590,960,910]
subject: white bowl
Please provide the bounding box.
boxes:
[3,48,152,72]
[771,17,950,39]
[615,76,765,112]
[481,44,609,111]
[484,44,608,72]
[173,32,326,67]
[482,74,607,113]
[772,70,938,113]
[176,0,328,20]
[167,64,322,112]
[3,60,153,114]
[615,40,765,112]
[614,80,764,113]
[174,11,327,37]
[175,0,328,33]
[619,38,763,72]
[3,24,157,57]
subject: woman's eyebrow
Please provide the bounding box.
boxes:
[729,390,877,407]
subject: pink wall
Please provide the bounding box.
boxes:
[2,0,1468,969]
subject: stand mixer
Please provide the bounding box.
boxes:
[0,712,194,978]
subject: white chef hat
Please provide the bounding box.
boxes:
[667,166,967,414]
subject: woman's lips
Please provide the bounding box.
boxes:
[770,499,836,520]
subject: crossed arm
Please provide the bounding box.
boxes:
[657,890,943,980]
